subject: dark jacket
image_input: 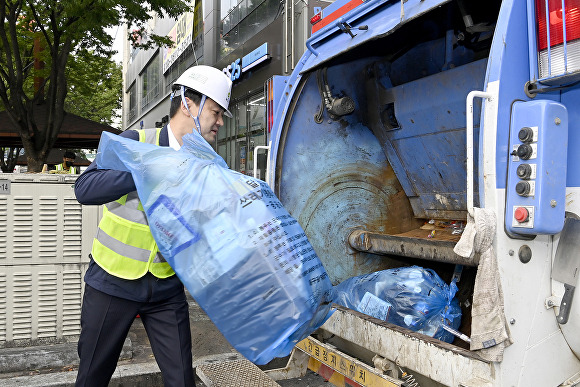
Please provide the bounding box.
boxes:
[75,126,184,302]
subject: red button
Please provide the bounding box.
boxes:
[514,207,529,222]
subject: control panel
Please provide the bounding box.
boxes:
[505,100,568,235]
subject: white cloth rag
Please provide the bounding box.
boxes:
[454,207,512,362]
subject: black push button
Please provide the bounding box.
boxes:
[516,144,533,160]
[516,164,532,179]
[518,127,534,143]
[516,181,531,196]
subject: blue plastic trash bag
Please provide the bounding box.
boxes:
[95,131,334,364]
[333,266,461,343]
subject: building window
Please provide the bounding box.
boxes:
[165,48,196,95]
[141,53,161,111]
[217,91,267,179]
[128,82,137,122]
[219,0,279,59]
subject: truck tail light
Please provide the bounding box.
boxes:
[536,0,580,79]
[310,0,363,33]
[310,12,322,26]
[266,78,274,133]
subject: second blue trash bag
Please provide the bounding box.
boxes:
[333,266,462,343]
[95,130,334,364]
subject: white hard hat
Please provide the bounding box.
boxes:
[173,65,233,117]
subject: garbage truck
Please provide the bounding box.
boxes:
[263,0,580,385]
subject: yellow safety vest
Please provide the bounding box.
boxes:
[56,163,77,173]
[91,128,175,279]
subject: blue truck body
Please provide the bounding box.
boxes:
[268,0,580,385]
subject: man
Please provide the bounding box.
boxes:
[74,65,232,387]
[42,151,78,173]
[57,151,78,173]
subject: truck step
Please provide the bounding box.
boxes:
[196,357,281,387]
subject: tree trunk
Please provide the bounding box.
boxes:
[26,153,45,173]
[0,147,21,173]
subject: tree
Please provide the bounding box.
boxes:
[0,50,122,172]
[0,0,190,172]
[65,49,123,128]
[0,146,21,172]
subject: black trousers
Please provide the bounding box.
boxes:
[75,285,195,387]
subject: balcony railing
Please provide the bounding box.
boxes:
[141,82,161,111]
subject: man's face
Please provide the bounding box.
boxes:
[187,97,225,143]
[63,157,74,166]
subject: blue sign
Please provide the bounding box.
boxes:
[242,43,268,71]
[223,43,269,82]
[223,58,242,82]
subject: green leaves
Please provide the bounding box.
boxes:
[65,49,122,128]
[0,0,190,171]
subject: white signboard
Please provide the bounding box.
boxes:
[163,13,194,74]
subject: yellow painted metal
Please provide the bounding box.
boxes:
[296,337,402,387]
[308,357,348,387]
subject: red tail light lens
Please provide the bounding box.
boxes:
[310,12,322,25]
[266,78,274,133]
[536,0,580,50]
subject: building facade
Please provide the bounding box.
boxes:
[122,0,326,176]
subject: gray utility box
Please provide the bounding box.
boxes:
[0,173,100,347]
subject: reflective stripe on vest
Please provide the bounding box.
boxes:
[91,128,174,279]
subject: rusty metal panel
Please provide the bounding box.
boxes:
[276,66,423,284]
[320,305,494,387]
[348,229,479,266]
[367,59,488,219]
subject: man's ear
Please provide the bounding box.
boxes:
[180,100,191,117]
[181,98,199,117]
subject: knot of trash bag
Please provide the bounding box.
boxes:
[441,280,461,323]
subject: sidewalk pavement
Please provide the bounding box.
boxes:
[0,296,208,387]
[0,296,328,387]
